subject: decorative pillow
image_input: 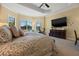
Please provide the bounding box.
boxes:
[0,26,12,43]
[10,26,20,38]
[19,28,25,36]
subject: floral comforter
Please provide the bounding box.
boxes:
[0,32,57,56]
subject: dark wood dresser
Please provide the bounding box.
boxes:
[49,29,66,39]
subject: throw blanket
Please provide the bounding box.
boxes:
[0,32,57,56]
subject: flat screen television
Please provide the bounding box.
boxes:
[51,17,67,27]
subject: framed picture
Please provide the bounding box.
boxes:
[8,16,15,26]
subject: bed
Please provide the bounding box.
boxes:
[0,32,57,56]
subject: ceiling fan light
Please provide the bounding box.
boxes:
[39,3,50,8]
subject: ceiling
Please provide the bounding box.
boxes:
[1,3,79,17]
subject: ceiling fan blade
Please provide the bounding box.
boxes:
[39,3,44,8]
[45,3,50,8]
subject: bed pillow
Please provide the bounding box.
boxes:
[0,26,12,43]
[10,26,20,38]
[19,28,25,36]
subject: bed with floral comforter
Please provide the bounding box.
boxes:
[0,32,57,56]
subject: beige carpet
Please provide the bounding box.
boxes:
[53,37,79,56]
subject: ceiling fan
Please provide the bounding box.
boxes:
[39,3,50,8]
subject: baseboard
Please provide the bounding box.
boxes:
[67,37,75,41]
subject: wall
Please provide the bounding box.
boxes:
[1,4,79,41]
[0,4,18,27]
[0,4,45,31]
[18,14,44,31]
[45,7,79,40]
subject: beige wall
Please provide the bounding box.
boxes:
[18,14,45,31]
[0,5,18,27]
[1,4,79,40]
[0,5,45,31]
[45,7,79,40]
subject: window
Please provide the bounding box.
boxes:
[8,16,15,26]
[20,20,27,30]
[36,20,41,32]
[27,20,32,31]
[20,19,32,31]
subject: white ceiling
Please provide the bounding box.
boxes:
[1,3,46,16]
[32,3,79,14]
[1,3,79,17]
